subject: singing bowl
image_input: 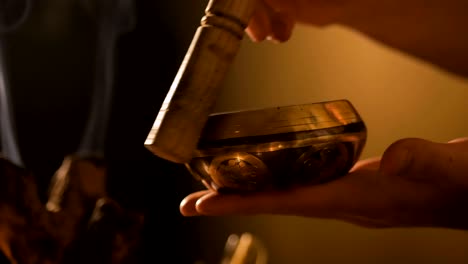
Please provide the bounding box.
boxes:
[185,99,367,193]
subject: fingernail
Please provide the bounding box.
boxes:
[270,14,291,43]
[180,198,201,217]
[266,36,281,43]
[248,33,267,43]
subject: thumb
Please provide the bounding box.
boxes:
[379,138,468,186]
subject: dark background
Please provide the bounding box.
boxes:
[3,0,207,263]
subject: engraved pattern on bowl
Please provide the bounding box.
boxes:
[186,100,367,193]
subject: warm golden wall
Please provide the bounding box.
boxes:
[197,25,468,263]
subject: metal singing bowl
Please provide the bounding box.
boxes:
[186,99,367,193]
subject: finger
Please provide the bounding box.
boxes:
[179,190,212,216]
[268,11,295,42]
[380,138,468,184]
[246,1,272,42]
[261,0,296,42]
[196,191,284,215]
[195,168,379,217]
[190,190,394,228]
[377,138,468,227]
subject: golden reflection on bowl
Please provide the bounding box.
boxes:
[186,100,367,193]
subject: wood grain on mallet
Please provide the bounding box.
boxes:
[145,0,257,164]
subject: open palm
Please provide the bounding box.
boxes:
[180,138,468,230]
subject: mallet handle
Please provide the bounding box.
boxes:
[145,0,257,163]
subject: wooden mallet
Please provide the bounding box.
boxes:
[144,0,257,163]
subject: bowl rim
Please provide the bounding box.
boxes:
[192,99,367,157]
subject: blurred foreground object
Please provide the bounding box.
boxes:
[221,233,268,264]
[0,157,144,264]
